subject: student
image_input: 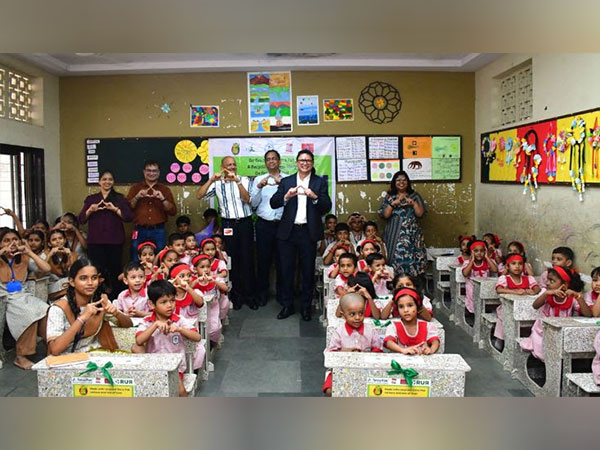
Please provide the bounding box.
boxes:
[326,245,350,279]
[456,235,475,266]
[168,263,204,321]
[26,229,46,277]
[462,240,497,318]
[167,232,186,261]
[540,247,574,289]
[520,266,591,361]
[136,241,158,283]
[363,220,387,259]
[383,288,440,355]
[322,293,382,396]
[334,253,358,298]
[114,262,151,317]
[134,280,202,397]
[200,238,230,320]
[382,274,433,321]
[593,330,600,385]
[493,253,540,351]
[500,241,534,276]
[156,248,180,280]
[323,223,355,266]
[212,234,229,268]
[356,239,381,272]
[195,208,221,243]
[0,229,50,369]
[192,254,228,345]
[46,258,132,356]
[318,214,338,256]
[180,231,199,267]
[335,272,381,319]
[30,219,50,236]
[176,215,192,234]
[44,229,78,300]
[54,213,87,257]
[588,267,600,317]
[367,253,392,298]
[347,212,366,249]
[482,232,502,264]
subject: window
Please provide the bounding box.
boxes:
[496,60,533,127]
[0,144,45,229]
[0,64,33,123]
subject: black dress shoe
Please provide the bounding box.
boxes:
[277,306,295,320]
[232,303,243,311]
[247,300,259,310]
[301,308,312,322]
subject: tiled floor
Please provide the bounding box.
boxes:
[0,298,533,397]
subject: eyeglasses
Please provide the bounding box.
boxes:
[297,159,313,163]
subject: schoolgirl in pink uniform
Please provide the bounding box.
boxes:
[168,263,204,321]
[483,233,503,265]
[200,238,230,320]
[381,274,433,321]
[326,245,350,279]
[582,266,600,316]
[592,330,600,385]
[498,241,534,276]
[462,240,498,314]
[520,266,591,361]
[356,239,380,273]
[192,254,228,345]
[456,235,475,266]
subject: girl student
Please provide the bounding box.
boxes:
[482,232,502,264]
[383,287,440,355]
[212,234,230,268]
[587,267,600,317]
[326,244,350,279]
[457,235,475,266]
[200,238,230,320]
[44,229,78,300]
[25,229,46,278]
[168,263,205,321]
[499,241,534,276]
[333,252,358,298]
[493,253,540,352]
[335,271,381,320]
[0,229,51,370]
[46,258,132,356]
[462,239,498,318]
[53,213,87,257]
[137,240,158,283]
[154,247,180,281]
[381,273,433,321]
[363,220,387,260]
[192,254,228,346]
[355,239,381,272]
[520,266,591,361]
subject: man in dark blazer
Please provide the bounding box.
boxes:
[270,149,332,321]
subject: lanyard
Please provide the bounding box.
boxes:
[6,259,22,293]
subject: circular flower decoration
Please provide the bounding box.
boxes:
[359,81,402,124]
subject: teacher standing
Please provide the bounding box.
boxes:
[378,170,427,278]
[270,150,332,321]
[78,170,134,294]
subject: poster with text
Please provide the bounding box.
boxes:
[248,72,292,133]
[369,136,399,159]
[297,95,319,126]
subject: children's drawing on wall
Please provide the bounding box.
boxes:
[358,81,402,124]
[297,95,319,126]
[190,105,219,127]
[248,72,292,133]
[323,98,354,122]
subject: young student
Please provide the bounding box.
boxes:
[520,266,591,361]
[482,232,502,264]
[462,240,498,317]
[46,258,132,356]
[134,280,202,397]
[335,272,381,319]
[588,267,600,317]
[212,234,229,268]
[500,241,535,276]
[180,231,199,267]
[168,263,205,320]
[323,293,382,396]
[323,223,355,265]
[366,253,392,298]
[493,253,540,351]
[114,262,151,317]
[44,229,78,300]
[200,238,230,320]
[318,214,338,256]
[137,241,158,283]
[176,215,192,234]
[456,235,475,266]
[167,232,186,261]
[31,219,50,236]
[326,245,350,279]
[156,248,180,280]
[0,229,50,369]
[195,208,221,243]
[192,254,228,345]
[363,221,387,260]
[383,287,440,355]
[593,330,600,385]
[347,212,366,249]
[25,229,46,278]
[334,253,358,298]
[381,274,433,321]
[54,213,87,257]
[540,247,575,289]
[356,239,381,272]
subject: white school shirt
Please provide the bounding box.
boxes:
[294,173,311,225]
[205,177,252,219]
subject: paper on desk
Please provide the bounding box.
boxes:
[572,318,600,325]
[90,355,139,366]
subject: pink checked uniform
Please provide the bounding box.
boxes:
[373,278,391,298]
[592,330,600,385]
[520,293,578,361]
[136,313,204,372]
[333,274,351,297]
[174,291,201,321]
[383,320,440,349]
[462,259,492,313]
[322,322,382,392]
[195,280,222,343]
[578,291,598,314]
[494,275,538,340]
[211,259,230,320]
[114,287,150,314]
[357,259,368,272]
[326,263,338,279]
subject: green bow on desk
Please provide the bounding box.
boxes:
[78,361,115,386]
[372,320,392,327]
[387,359,419,388]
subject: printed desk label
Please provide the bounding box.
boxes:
[366,377,430,397]
[72,377,135,397]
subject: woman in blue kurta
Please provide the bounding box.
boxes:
[378,171,427,277]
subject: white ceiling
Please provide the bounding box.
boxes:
[13,53,501,76]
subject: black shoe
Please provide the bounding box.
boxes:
[257,293,268,307]
[232,303,243,311]
[247,300,259,310]
[301,308,312,322]
[277,306,295,320]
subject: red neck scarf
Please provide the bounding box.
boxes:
[546,295,574,317]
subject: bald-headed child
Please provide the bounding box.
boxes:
[323,293,382,396]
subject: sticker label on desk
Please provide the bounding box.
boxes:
[72,377,135,397]
[366,377,430,397]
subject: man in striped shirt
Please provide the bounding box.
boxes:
[196,156,257,310]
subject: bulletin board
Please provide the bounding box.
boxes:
[480,107,600,187]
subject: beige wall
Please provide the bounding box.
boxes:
[59,71,475,246]
[0,54,62,222]
[475,54,600,273]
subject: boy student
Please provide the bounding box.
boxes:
[114,262,150,317]
[318,214,338,256]
[323,223,355,265]
[347,212,366,249]
[540,246,575,289]
[176,215,191,234]
[167,232,186,260]
[367,253,392,297]
[334,253,359,298]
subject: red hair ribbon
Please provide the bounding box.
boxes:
[156,248,170,263]
[359,239,379,250]
[459,235,473,244]
[137,241,157,251]
[169,264,190,280]
[192,254,210,267]
[492,234,502,247]
[393,287,422,308]
[506,254,524,265]
[469,240,486,251]
[200,238,216,249]
[553,266,572,283]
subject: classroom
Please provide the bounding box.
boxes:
[0,52,599,397]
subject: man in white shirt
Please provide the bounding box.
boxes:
[196,156,257,310]
[250,150,287,307]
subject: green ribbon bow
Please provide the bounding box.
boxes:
[78,361,115,386]
[373,320,392,328]
[387,359,419,388]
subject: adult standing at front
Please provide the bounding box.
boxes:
[78,170,134,295]
[127,160,177,260]
[196,156,257,310]
[250,149,287,307]
[270,150,332,321]
[378,170,427,278]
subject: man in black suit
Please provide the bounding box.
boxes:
[270,149,332,321]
